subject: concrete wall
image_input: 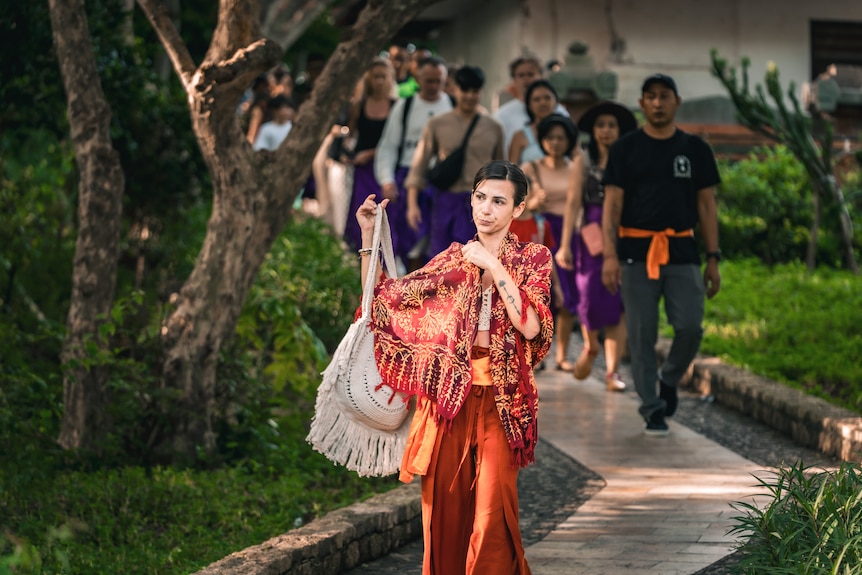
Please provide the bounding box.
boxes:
[429,0,862,118]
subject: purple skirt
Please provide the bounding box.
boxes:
[343,162,399,252]
[575,203,624,330]
[544,212,579,315]
[427,187,476,259]
[390,167,433,261]
[302,175,317,199]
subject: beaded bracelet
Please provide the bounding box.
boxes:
[358,248,373,257]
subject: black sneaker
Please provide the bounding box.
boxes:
[660,381,678,417]
[644,411,669,436]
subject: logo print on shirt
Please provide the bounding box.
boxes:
[674,155,692,178]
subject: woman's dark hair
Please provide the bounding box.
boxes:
[537,114,578,157]
[472,160,529,205]
[524,79,559,122]
[269,94,296,110]
[587,135,600,165]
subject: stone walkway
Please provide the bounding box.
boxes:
[528,368,768,575]
[350,336,841,575]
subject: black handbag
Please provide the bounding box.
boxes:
[427,114,481,189]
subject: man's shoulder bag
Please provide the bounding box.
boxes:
[426,114,481,190]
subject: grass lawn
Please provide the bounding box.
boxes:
[693,259,861,412]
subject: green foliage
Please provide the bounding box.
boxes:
[717,146,813,264]
[0,3,66,134]
[730,462,862,574]
[685,259,862,411]
[222,215,360,466]
[711,50,858,272]
[0,461,397,575]
[0,129,76,455]
[0,129,76,322]
[0,215,393,575]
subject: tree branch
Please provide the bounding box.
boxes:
[260,0,336,51]
[136,0,197,89]
[266,0,443,210]
[200,38,283,87]
[204,0,260,67]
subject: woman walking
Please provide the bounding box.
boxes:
[555,101,637,390]
[342,58,397,250]
[521,114,581,372]
[508,79,560,164]
[356,160,553,575]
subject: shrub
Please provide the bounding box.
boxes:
[0,215,395,575]
[717,146,813,265]
[730,462,862,574]
[221,214,361,467]
[717,145,862,268]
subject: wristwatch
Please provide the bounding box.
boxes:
[706,250,722,262]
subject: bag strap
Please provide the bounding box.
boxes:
[360,207,398,320]
[530,160,542,188]
[394,96,414,169]
[535,213,545,245]
[460,113,481,147]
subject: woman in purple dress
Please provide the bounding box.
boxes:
[556,101,637,391]
[342,58,396,250]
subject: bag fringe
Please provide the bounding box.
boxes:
[307,320,409,477]
[307,383,409,477]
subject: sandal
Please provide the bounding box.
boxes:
[573,348,599,380]
[606,372,626,392]
[555,360,574,372]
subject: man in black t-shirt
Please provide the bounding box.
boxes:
[601,74,721,436]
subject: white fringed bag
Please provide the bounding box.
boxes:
[307,207,410,477]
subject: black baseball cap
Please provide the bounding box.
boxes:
[641,73,678,95]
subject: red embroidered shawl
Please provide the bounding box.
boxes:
[371,232,554,467]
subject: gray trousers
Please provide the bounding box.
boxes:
[620,263,704,418]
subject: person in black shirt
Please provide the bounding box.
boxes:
[601,73,721,435]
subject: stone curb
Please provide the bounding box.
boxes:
[191,482,421,575]
[657,340,862,462]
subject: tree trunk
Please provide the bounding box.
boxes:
[49,0,125,450]
[142,0,439,459]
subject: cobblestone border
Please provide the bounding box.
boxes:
[657,340,862,462]
[191,484,421,575]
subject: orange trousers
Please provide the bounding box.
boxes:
[419,356,531,575]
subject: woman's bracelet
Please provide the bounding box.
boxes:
[358,248,373,257]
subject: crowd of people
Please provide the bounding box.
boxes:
[244,46,722,575]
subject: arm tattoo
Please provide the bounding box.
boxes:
[498,280,521,317]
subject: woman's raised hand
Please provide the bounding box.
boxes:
[356,195,390,237]
[461,241,498,274]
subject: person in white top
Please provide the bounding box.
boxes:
[494,56,568,156]
[252,95,295,151]
[374,56,452,270]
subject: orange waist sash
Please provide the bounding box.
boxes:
[619,226,694,279]
[470,346,492,386]
[398,347,493,483]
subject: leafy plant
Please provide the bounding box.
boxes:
[730,462,862,574]
[711,51,858,272]
[717,146,814,265]
[223,214,361,467]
